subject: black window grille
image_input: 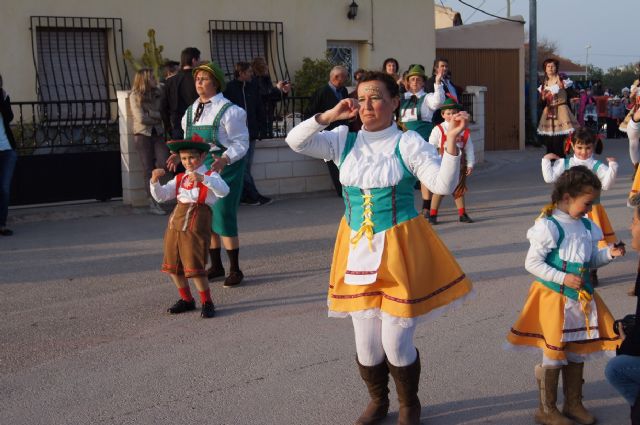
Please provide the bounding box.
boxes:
[208,20,291,83]
[29,16,130,121]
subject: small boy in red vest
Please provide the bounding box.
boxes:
[427,96,475,224]
[150,136,229,318]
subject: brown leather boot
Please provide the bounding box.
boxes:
[534,365,572,425]
[562,362,596,424]
[355,357,390,425]
[388,351,421,425]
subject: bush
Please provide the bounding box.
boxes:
[293,57,333,97]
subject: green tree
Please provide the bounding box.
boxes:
[293,57,333,97]
[601,63,639,94]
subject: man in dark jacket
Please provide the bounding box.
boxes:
[426,57,463,125]
[0,73,17,236]
[304,65,349,197]
[224,62,271,206]
[161,47,200,139]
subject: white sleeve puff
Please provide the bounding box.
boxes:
[596,160,618,191]
[399,131,460,195]
[285,116,348,164]
[524,218,567,284]
[588,220,613,267]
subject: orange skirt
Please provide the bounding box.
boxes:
[587,204,617,248]
[630,165,640,199]
[507,281,620,361]
[328,216,473,319]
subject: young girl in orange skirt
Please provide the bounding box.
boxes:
[506,166,624,425]
[541,127,618,286]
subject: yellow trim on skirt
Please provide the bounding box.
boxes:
[507,281,620,361]
[328,216,473,319]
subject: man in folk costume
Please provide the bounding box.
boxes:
[168,61,249,287]
[399,64,445,218]
[427,96,475,224]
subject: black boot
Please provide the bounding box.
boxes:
[355,357,390,425]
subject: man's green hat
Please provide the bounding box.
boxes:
[405,64,426,80]
[192,61,226,92]
[166,133,211,153]
[440,96,463,111]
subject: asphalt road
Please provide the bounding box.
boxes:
[0,139,637,425]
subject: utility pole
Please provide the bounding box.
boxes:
[585,44,591,81]
[507,0,511,17]
[528,0,538,144]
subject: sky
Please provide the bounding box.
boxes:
[438,0,638,71]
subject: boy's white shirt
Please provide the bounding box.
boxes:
[541,155,618,190]
[150,164,229,205]
[428,120,474,167]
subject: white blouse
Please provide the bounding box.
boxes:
[401,85,444,123]
[524,209,612,285]
[428,121,475,168]
[150,165,230,205]
[180,93,249,164]
[541,156,617,190]
[285,116,460,194]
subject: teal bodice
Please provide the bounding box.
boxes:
[537,216,594,301]
[400,95,433,139]
[339,132,418,235]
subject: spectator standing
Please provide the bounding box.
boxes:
[305,65,349,197]
[608,96,627,139]
[250,57,290,138]
[426,57,463,125]
[161,47,200,139]
[130,68,169,215]
[224,62,272,206]
[0,73,17,236]
[382,57,404,92]
[348,68,365,132]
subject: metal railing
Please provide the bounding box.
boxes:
[209,20,291,83]
[461,92,475,122]
[10,99,119,155]
[263,96,311,138]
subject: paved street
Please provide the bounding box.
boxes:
[1,140,637,425]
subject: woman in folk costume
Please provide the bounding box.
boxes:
[538,58,579,158]
[628,110,640,203]
[398,64,445,219]
[427,96,475,224]
[169,61,249,287]
[542,127,618,287]
[285,71,473,425]
[506,166,624,425]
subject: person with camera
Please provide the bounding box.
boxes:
[605,192,640,425]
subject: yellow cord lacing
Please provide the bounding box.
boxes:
[351,194,375,252]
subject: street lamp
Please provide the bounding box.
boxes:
[347,1,359,20]
[585,44,591,81]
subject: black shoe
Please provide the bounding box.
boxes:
[0,228,13,236]
[167,298,196,314]
[257,196,273,206]
[459,213,474,223]
[240,198,260,206]
[223,270,244,287]
[207,267,225,282]
[428,215,438,225]
[200,301,216,318]
[421,208,429,219]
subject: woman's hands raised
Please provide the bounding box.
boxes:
[316,98,359,127]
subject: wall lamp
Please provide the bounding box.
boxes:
[347,1,359,20]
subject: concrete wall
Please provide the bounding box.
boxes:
[2,0,436,102]
[117,89,486,204]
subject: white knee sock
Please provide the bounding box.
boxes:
[381,319,418,367]
[352,316,385,366]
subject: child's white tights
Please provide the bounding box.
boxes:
[352,315,418,367]
[542,352,587,367]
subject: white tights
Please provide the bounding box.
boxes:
[542,352,586,367]
[629,125,640,165]
[352,315,418,367]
